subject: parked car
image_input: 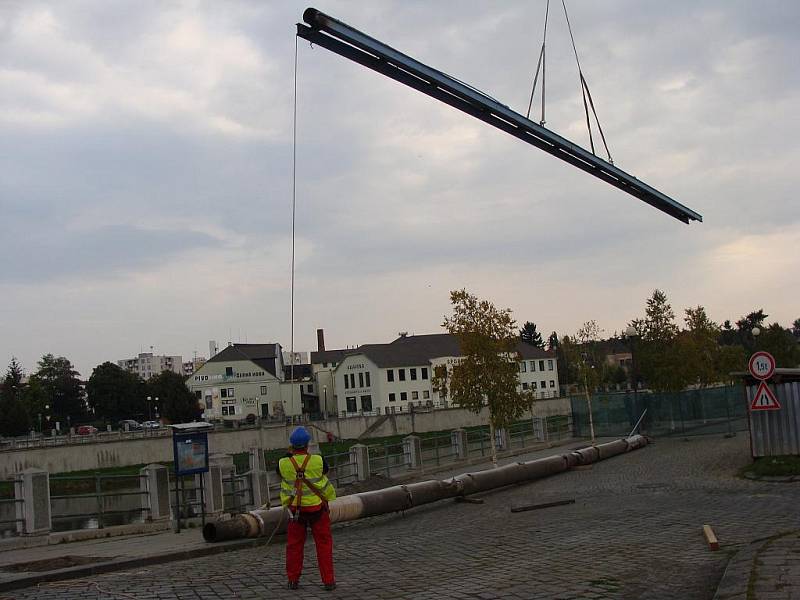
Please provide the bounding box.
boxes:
[76,425,98,435]
[118,419,142,431]
[141,421,161,430]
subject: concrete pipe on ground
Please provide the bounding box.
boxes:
[203,435,648,543]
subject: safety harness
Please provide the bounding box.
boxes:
[288,453,329,518]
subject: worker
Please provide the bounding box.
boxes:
[278,426,337,591]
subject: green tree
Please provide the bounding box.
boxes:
[0,358,31,436]
[520,321,545,349]
[563,321,604,443]
[22,377,49,431]
[547,331,559,351]
[87,362,146,422]
[33,354,84,424]
[682,306,721,387]
[756,323,800,368]
[792,318,800,339]
[635,290,688,392]
[147,371,202,424]
[736,309,768,352]
[442,289,532,467]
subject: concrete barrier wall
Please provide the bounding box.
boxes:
[0,397,570,477]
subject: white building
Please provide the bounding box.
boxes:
[187,343,286,421]
[332,333,558,416]
[117,352,182,380]
[187,343,321,422]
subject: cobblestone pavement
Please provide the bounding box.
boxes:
[11,434,800,600]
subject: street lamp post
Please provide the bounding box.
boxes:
[751,327,761,352]
[147,396,152,421]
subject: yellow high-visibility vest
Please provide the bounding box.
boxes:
[279,452,336,509]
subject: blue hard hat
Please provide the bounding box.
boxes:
[289,426,311,448]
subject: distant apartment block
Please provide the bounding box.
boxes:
[182,357,207,376]
[117,352,182,380]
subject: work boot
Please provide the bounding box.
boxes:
[287,581,299,590]
[323,582,336,591]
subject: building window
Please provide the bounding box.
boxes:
[359,372,364,388]
[529,360,535,372]
[387,369,394,382]
[532,382,537,389]
[389,393,396,402]
[539,360,545,371]
[541,380,546,389]
[399,369,406,381]
[412,391,419,400]
[228,406,235,415]
[550,380,556,388]
[400,392,407,401]
[520,361,527,372]
[225,367,233,377]
[194,391,202,399]
[323,362,328,368]
[221,388,228,398]
[360,395,373,411]
[344,375,350,390]
[410,368,417,381]
[205,396,212,409]
[350,374,356,389]
[227,388,234,398]
[421,367,428,380]
[522,383,529,390]
[346,396,357,412]
[366,372,371,387]
[548,359,554,370]
[307,384,313,393]
[222,406,229,416]
[423,390,430,399]
[260,386,268,395]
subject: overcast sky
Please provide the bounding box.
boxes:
[1,1,798,378]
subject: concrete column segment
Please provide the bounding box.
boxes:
[202,464,225,516]
[451,429,468,460]
[495,428,508,451]
[248,447,269,510]
[349,444,370,481]
[403,435,422,469]
[140,464,170,521]
[14,468,51,536]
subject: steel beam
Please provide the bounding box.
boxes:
[297,8,702,224]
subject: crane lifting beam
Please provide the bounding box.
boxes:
[297,8,702,224]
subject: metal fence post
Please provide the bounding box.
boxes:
[95,473,104,529]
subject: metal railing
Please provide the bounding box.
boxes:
[420,433,458,467]
[49,473,149,530]
[368,442,410,477]
[222,472,251,514]
[0,477,23,534]
[324,450,358,487]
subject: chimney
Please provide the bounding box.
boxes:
[317,329,325,352]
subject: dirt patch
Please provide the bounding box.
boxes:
[1,555,112,572]
[339,475,397,495]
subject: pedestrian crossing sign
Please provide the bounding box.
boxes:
[750,381,781,411]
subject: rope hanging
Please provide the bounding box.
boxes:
[561,0,613,164]
[525,0,550,125]
[289,35,298,398]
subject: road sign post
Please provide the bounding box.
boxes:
[748,351,779,412]
[748,351,776,381]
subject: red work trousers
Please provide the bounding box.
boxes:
[286,508,335,585]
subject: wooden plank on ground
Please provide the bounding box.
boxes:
[510,499,575,513]
[703,524,720,551]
